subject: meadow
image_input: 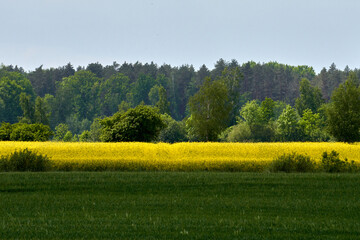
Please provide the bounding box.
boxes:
[0,141,360,171]
[1,142,360,239]
[1,172,360,239]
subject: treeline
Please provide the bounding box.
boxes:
[0,59,359,142]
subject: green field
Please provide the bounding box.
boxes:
[1,172,360,239]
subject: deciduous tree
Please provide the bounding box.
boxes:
[326,72,360,142]
[187,78,231,141]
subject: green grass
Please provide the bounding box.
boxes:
[1,172,360,239]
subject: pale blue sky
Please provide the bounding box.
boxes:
[1,0,359,72]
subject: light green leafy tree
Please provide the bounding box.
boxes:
[19,93,34,123]
[276,105,300,141]
[34,96,50,125]
[54,123,70,141]
[156,86,170,115]
[187,78,231,141]
[298,109,326,141]
[239,99,275,142]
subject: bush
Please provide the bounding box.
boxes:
[0,123,53,141]
[270,152,316,173]
[10,123,53,141]
[0,148,51,172]
[0,122,12,140]
[226,122,252,142]
[321,151,358,173]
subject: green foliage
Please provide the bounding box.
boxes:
[270,152,316,172]
[118,101,131,114]
[260,97,276,122]
[10,123,53,141]
[98,73,130,116]
[273,100,287,119]
[34,96,50,125]
[240,100,262,126]
[276,105,300,141]
[271,150,359,173]
[225,122,252,142]
[156,86,170,114]
[0,61,357,143]
[158,114,187,143]
[0,70,35,123]
[218,67,243,125]
[321,151,358,173]
[54,71,101,123]
[89,118,103,142]
[326,72,360,142]
[0,148,51,171]
[0,123,53,141]
[0,122,12,140]
[63,131,73,142]
[19,92,35,123]
[148,84,161,105]
[149,85,170,115]
[295,78,324,116]
[238,99,276,142]
[79,130,91,142]
[298,109,328,141]
[65,114,91,135]
[100,105,166,142]
[54,123,70,141]
[187,78,232,141]
[131,74,156,105]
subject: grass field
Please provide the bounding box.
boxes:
[1,172,360,239]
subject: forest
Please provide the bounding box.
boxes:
[0,59,359,143]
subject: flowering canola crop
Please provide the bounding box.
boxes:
[1,141,359,171]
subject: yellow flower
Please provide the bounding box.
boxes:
[1,141,359,171]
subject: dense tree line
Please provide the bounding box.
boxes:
[0,59,360,142]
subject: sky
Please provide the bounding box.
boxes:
[1,0,359,73]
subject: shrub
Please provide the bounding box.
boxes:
[0,122,12,140]
[321,151,358,173]
[10,123,53,141]
[270,152,316,173]
[0,148,51,172]
[226,122,252,142]
[0,123,53,141]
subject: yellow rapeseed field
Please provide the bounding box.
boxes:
[1,141,359,171]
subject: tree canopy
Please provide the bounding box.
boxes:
[326,72,360,142]
[100,105,165,142]
[0,60,359,142]
[187,78,231,141]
